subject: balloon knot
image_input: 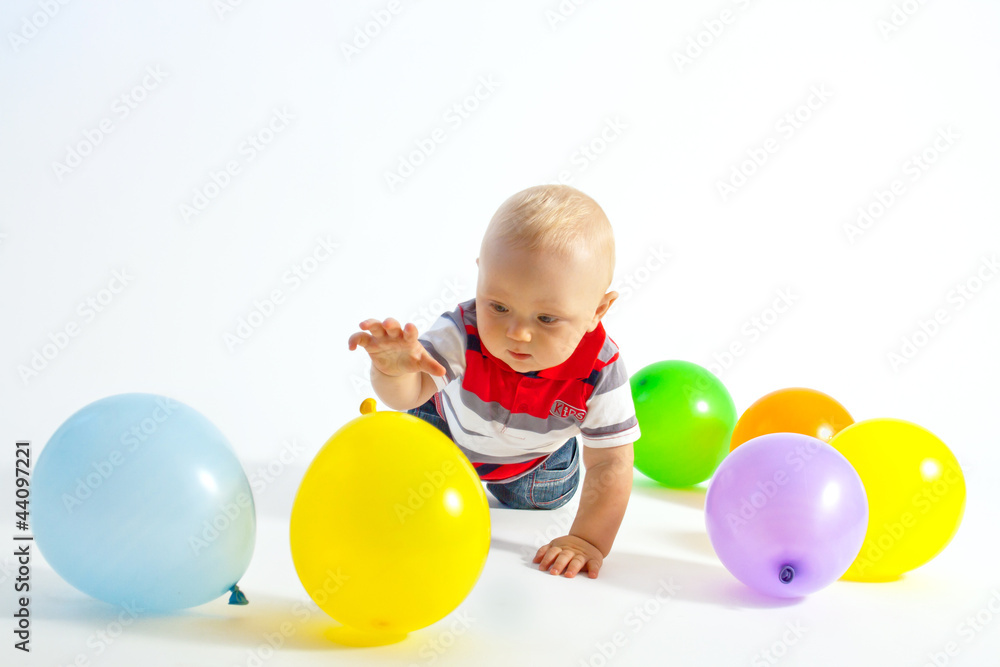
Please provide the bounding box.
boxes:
[228,583,249,605]
[779,565,795,584]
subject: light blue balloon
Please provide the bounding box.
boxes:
[33,393,255,611]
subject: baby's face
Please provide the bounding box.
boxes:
[476,239,613,374]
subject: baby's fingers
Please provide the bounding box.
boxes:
[536,546,560,571]
[347,331,372,351]
[360,319,387,338]
[382,318,403,337]
[563,555,594,578]
[548,550,578,576]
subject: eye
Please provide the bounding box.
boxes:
[490,302,508,313]
[538,315,557,324]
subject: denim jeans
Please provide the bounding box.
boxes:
[406,397,580,510]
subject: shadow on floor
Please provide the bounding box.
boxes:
[658,528,718,560]
[31,586,417,651]
[630,477,708,510]
[490,537,801,610]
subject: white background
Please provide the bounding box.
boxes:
[2,1,999,665]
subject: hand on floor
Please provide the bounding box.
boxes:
[533,534,603,578]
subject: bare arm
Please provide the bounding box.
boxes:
[370,365,439,412]
[568,442,634,557]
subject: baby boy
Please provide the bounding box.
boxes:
[347,184,640,579]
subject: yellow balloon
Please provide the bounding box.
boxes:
[290,401,490,635]
[829,418,965,582]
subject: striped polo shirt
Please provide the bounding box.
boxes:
[418,298,640,483]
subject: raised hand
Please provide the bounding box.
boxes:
[348,317,446,378]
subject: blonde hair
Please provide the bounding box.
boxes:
[482,184,615,288]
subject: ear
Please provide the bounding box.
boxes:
[587,291,618,332]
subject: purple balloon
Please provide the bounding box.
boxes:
[705,433,869,597]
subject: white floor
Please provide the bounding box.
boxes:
[3,1,1000,665]
[18,459,1000,667]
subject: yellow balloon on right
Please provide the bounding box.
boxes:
[828,418,966,582]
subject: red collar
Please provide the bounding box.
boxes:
[478,322,607,380]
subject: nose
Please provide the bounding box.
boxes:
[505,319,531,343]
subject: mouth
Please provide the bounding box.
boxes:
[507,350,531,361]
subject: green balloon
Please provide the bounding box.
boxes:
[630,360,737,488]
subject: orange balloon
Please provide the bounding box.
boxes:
[730,387,854,451]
